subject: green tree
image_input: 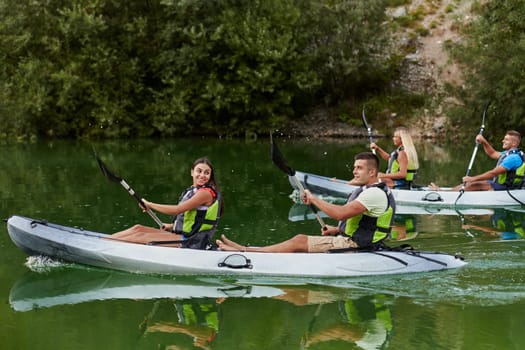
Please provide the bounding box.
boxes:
[149,0,320,137]
[0,0,161,138]
[0,0,396,139]
[299,0,393,103]
[451,0,525,135]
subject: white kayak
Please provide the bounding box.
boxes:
[7,215,466,277]
[292,170,525,208]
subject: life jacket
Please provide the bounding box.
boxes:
[338,183,396,248]
[387,146,417,182]
[173,185,221,249]
[495,148,525,189]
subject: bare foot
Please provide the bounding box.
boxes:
[428,182,441,191]
[216,240,241,251]
[220,234,247,251]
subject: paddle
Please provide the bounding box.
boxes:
[270,134,327,230]
[456,210,475,238]
[94,150,164,228]
[455,102,491,205]
[361,105,375,154]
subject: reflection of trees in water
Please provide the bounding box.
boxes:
[413,140,494,186]
[1,139,287,238]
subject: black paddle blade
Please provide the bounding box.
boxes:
[270,133,295,176]
[94,152,123,183]
[361,105,369,129]
[481,100,491,128]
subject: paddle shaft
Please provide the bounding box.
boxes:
[290,175,327,229]
[462,104,489,187]
[362,106,375,155]
[95,152,164,228]
[270,135,327,230]
[455,103,490,206]
[118,179,164,228]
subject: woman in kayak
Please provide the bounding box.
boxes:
[216,152,395,253]
[369,126,419,189]
[109,157,222,249]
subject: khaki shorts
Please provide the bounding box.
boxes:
[307,235,358,253]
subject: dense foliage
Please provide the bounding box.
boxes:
[451,0,525,135]
[0,0,394,138]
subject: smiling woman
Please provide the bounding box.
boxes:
[108,157,223,249]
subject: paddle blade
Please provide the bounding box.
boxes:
[361,105,370,129]
[361,105,376,154]
[94,152,122,183]
[270,134,295,176]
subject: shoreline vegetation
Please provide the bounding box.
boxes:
[1,1,524,141]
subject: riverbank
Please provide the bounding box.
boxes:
[280,108,450,140]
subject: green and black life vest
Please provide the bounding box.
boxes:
[495,148,525,189]
[387,146,417,182]
[338,183,396,248]
[173,185,221,249]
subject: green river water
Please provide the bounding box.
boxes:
[1,137,524,350]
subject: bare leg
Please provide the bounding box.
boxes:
[220,235,247,250]
[429,183,463,191]
[107,224,182,244]
[113,224,164,237]
[464,181,493,191]
[215,240,244,251]
[217,234,309,253]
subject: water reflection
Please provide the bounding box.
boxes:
[9,269,283,312]
[289,202,525,242]
[10,268,395,349]
[3,139,525,350]
[288,202,499,242]
[460,207,525,241]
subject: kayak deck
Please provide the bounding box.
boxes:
[7,215,466,277]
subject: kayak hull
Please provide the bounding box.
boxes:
[293,171,525,208]
[7,215,466,277]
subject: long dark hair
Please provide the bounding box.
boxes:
[192,157,223,215]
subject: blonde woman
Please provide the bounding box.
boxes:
[370,126,419,189]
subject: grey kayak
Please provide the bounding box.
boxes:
[292,170,525,208]
[7,215,466,278]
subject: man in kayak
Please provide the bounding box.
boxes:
[216,152,396,252]
[430,130,524,191]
